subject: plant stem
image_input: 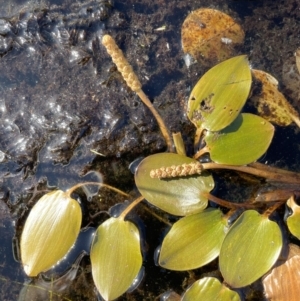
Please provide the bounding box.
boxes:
[101,34,174,152]
[203,192,257,209]
[263,200,285,217]
[119,196,144,220]
[173,132,186,156]
[193,127,204,152]
[137,90,174,152]
[66,182,130,198]
[194,146,209,160]
[201,162,300,185]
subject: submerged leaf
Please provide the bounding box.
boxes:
[20,190,82,277]
[181,8,244,63]
[263,244,300,301]
[90,217,142,301]
[286,196,300,239]
[205,113,274,165]
[219,210,282,288]
[135,153,214,216]
[182,277,240,301]
[251,69,300,127]
[159,208,227,270]
[187,55,251,131]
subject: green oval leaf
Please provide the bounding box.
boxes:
[205,113,274,165]
[182,277,240,301]
[286,196,300,239]
[219,210,282,288]
[135,153,214,216]
[90,217,142,301]
[159,208,227,270]
[20,190,82,277]
[187,55,251,131]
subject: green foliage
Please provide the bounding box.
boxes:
[205,113,274,165]
[159,208,227,270]
[18,25,300,301]
[219,210,282,288]
[187,55,251,131]
[181,277,241,301]
[135,153,214,216]
[90,218,142,301]
[20,190,82,277]
[286,196,300,239]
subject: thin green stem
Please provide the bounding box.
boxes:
[263,200,285,217]
[66,182,130,198]
[194,127,204,152]
[137,90,174,152]
[119,196,144,220]
[173,132,186,156]
[203,192,257,209]
[194,146,209,160]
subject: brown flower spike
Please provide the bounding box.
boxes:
[101,34,174,151]
[150,162,203,179]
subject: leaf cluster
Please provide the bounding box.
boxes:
[18,8,300,301]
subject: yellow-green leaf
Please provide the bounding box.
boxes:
[135,153,214,216]
[205,113,274,165]
[286,196,300,239]
[219,210,282,288]
[251,69,300,127]
[20,190,82,277]
[159,208,227,270]
[187,55,251,131]
[90,217,142,301]
[182,277,240,301]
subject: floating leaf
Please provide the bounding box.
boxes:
[182,277,240,301]
[181,8,245,63]
[20,190,82,277]
[263,244,300,301]
[219,210,282,288]
[135,153,214,216]
[90,217,142,301]
[187,55,251,131]
[286,196,300,239]
[205,113,274,165]
[251,69,300,127]
[159,208,227,270]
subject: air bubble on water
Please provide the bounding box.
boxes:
[153,245,161,266]
[128,157,144,174]
[108,201,130,217]
[126,266,145,293]
[81,170,103,201]
[159,291,181,301]
[40,251,86,293]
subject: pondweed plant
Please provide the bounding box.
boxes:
[19,15,300,301]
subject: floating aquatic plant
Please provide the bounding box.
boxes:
[18,9,300,301]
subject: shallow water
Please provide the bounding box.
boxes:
[0,0,300,300]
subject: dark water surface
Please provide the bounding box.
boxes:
[0,0,300,300]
